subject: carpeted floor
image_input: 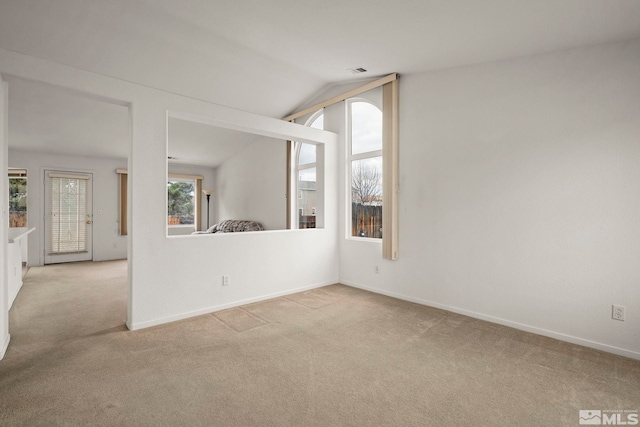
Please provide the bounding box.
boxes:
[1,261,639,426]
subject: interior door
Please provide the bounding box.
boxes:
[44,170,93,264]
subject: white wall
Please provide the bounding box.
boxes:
[4,37,637,362]
[167,163,216,235]
[130,102,337,330]
[338,40,640,359]
[7,149,128,266]
[216,137,286,230]
[0,48,339,334]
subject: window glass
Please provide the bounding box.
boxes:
[48,176,87,253]
[167,180,195,225]
[351,157,382,238]
[9,176,27,228]
[298,167,316,183]
[351,101,382,155]
[294,110,323,229]
[349,100,382,239]
[309,114,323,130]
[298,167,316,229]
[298,143,316,165]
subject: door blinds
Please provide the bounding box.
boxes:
[47,172,90,254]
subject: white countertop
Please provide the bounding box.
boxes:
[8,227,35,243]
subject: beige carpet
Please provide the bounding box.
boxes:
[1,261,638,426]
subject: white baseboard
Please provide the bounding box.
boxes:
[341,280,640,361]
[128,280,337,331]
[0,333,10,360]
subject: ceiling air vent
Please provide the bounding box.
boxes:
[347,67,367,74]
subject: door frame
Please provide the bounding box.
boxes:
[1,77,10,360]
[42,168,94,265]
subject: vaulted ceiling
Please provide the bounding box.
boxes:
[2,0,640,160]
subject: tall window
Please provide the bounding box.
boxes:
[8,169,27,228]
[167,179,195,226]
[296,111,323,229]
[283,73,398,258]
[349,101,383,239]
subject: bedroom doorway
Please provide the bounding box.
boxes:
[44,170,93,264]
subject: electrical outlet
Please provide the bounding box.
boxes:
[612,305,625,321]
[374,265,379,274]
[222,275,230,286]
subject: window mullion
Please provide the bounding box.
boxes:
[349,150,382,162]
[297,162,316,172]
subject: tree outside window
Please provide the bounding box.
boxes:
[167,180,195,225]
[9,175,27,228]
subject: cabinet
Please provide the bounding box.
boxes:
[7,227,34,308]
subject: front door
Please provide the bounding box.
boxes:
[44,170,93,264]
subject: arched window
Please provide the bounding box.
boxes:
[348,100,382,239]
[295,110,323,228]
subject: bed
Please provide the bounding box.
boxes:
[192,219,264,234]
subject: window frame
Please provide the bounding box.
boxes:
[166,173,203,232]
[46,171,91,255]
[347,98,383,242]
[283,73,399,259]
[8,168,28,229]
[293,109,323,229]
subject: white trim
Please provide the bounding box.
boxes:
[341,280,640,361]
[127,279,337,330]
[2,78,10,361]
[348,236,383,244]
